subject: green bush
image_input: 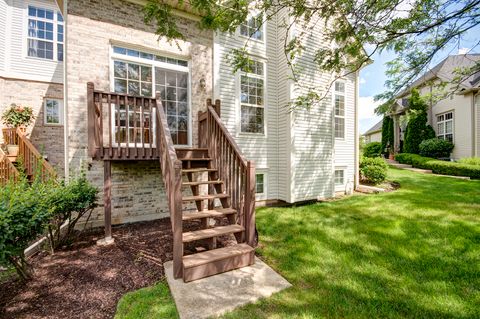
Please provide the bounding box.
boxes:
[363,142,383,158]
[381,116,394,155]
[47,175,98,251]
[458,157,480,166]
[360,157,388,185]
[0,177,54,280]
[419,138,454,159]
[395,153,480,179]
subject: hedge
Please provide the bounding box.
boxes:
[394,153,480,179]
[363,142,382,158]
[360,157,388,185]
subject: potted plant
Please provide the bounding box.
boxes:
[1,104,35,157]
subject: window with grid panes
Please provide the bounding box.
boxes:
[240,14,264,41]
[27,6,63,61]
[334,81,345,138]
[437,112,453,142]
[240,60,265,133]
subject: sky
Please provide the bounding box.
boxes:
[358,23,480,134]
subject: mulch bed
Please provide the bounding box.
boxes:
[0,218,182,319]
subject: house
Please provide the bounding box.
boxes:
[0,0,360,281]
[363,118,383,143]
[390,54,480,159]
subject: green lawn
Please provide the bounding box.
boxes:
[115,168,480,319]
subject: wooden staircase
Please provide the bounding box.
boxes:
[1,128,56,186]
[176,147,255,281]
[156,98,256,282]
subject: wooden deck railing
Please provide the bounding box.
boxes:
[198,100,256,246]
[0,147,19,186]
[87,82,159,160]
[1,128,56,183]
[154,93,184,279]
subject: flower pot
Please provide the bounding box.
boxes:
[7,144,19,157]
[388,153,394,160]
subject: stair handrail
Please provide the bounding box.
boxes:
[154,92,184,279]
[199,99,256,247]
[0,147,20,186]
[15,128,56,182]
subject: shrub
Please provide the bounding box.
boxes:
[381,116,394,155]
[419,138,454,159]
[395,153,480,179]
[47,175,98,251]
[403,89,436,154]
[458,157,480,166]
[360,157,388,185]
[0,177,54,280]
[1,104,35,128]
[363,142,382,158]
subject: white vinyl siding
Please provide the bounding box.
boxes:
[214,12,279,201]
[1,0,63,83]
[0,1,7,73]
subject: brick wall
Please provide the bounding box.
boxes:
[0,77,65,175]
[66,0,213,226]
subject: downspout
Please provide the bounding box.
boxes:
[474,92,479,157]
[62,0,69,181]
[354,70,359,189]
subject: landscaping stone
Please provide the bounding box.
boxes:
[165,257,292,319]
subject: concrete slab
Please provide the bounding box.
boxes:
[165,257,291,319]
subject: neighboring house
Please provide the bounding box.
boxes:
[363,118,383,143]
[390,54,480,159]
[1,0,360,280]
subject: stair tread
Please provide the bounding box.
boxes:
[179,157,212,161]
[182,208,236,220]
[175,147,209,151]
[183,224,244,242]
[183,194,229,201]
[182,180,223,186]
[182,168,217,173]
[183,243,254,268]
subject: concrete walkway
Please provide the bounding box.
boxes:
[165,257,291,319]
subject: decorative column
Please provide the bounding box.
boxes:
[393,115,401,154]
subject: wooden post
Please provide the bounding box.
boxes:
[97,160,114,245]
[87,82,95,158]
[214,99,221,117]
[172,161,183,279]
[245,161,256,247]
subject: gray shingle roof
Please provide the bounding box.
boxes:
[364,118,383,135]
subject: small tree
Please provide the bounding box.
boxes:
[403,90,435,154]
[381,116,394,155]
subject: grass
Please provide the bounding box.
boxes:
[115,168,480,319]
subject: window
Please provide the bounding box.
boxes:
[334,81,345,138]
[437,112,453,142]
[335,169,345,185]
[44,99,63,125]
[27,6,63,61]
[240,60,265,134]
[111,46,190,145]
[255,174,265,194]
[240,14,263,41]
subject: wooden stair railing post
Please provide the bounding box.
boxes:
[87,82,96,158]
[172,160,183,279]
[245,161,256,246]
[104,160,112,240]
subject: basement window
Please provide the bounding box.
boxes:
[255,173,265,194]
[44,99,63,125]
[334,169,345,186]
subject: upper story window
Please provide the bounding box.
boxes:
[27,6,63,61]
[240,60,265,134]
[437,111,453,142]
[334,81,345,139]
[240,14,264,41]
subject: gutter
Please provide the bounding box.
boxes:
[62,0,69,181]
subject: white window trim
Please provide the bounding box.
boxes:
[334,166,347,191]
[436,110,454,142]
[237,12,266,44]
[24,3,63,62]
[109,45,192,147]
[44,98,64,126]
[255,171,267,200]
[236,58,267,137]
[333,80,346,140]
